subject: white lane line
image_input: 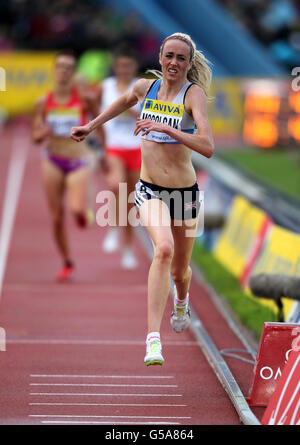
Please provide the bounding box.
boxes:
[29,403,186,407]
[30,415,191,419]
[40,421,181,425]
[0,131,29,300]
[30,393,182,397]
[30,374,174,379]
[4,284,147,292]
[30,383,177,388]
[7,339,196,345]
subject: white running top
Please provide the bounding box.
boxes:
[101,77,140,149]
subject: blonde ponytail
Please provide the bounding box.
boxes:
[188,49,212,99]
[147,33,213,100]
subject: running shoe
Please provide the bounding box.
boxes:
[75,213,87,228]
[121,247,138,270]
[102,228,120,253]
[144,338,164,366]
[76,209,95,228]
[170,288,191,333]
[57,263,74,282]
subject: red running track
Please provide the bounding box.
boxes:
[0,121,263,425]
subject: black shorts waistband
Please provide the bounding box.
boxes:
[139,179,199,193]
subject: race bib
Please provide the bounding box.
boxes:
[141,99,184,130]
[46,108,81,137]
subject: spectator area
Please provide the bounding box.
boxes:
[218,0,300,69]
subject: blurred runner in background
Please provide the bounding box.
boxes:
[99,44,141,269]
[32,50,100,281]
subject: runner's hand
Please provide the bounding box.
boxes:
[70,124,91,142]
[134,118,168,136]
[40,124,52,140]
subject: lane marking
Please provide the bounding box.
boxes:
[7,339,196,345]
[0,131,29,300]
[30,374,174,379]
[40,421,181,425]
[29,414,191,419]
[30,383,177,388]
[29,402,186,407]
[189,310,261,425]
[30,393,182,397]
[3,283,147,292]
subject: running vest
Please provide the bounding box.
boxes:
[101,77,140,149]
[44,87,88,137]
[140,79,196,144]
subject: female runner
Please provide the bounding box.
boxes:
[32,50,100,281]
[99,45,141,269]
[71,33,214,365]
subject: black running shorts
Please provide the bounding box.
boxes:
[134,179,201,220]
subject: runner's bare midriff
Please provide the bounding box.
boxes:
[140,139,196,188]
[47,136,90,158]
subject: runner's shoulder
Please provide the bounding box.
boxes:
[133,78,155,101]
[34,94,47,113]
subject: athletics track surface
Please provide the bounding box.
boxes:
[0,121,264,425]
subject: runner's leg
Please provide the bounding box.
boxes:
[171,218,198,300]
[121,167,140,269]
[138,198,174,333]
[41,158,70,263]
[169,218,197,332]
[105,154,126,225]
[66,164,92,228]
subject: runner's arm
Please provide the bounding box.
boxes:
[70,79,147,142]
[83,86,106,147]
[32,96,52,143]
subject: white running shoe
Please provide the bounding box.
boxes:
[102,228,120,253]
[121,247,138,270]
[170,288,191,333]
[144,338,164,366]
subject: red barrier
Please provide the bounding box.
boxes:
[262,349,300,425]
[247,322,300,407]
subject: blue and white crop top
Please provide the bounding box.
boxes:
[139,78,196,144]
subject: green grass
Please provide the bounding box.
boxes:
[219,148,300,203]
[192,240,276,341]
[192,146,298,339]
